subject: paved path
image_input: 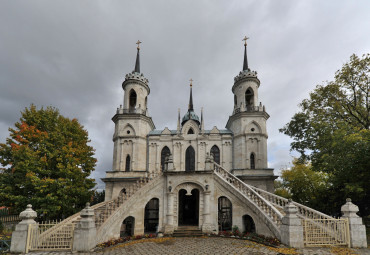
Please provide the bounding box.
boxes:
[28,237,370,255]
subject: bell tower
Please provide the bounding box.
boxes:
[111,41,155,172]
[226,37,276,192]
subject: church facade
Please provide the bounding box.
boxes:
[102,40,278,236]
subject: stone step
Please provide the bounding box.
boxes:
[173,227,203,237]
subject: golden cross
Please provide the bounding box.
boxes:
[242,36,249,46]
[136,40,142,50]
[189,78,193,87]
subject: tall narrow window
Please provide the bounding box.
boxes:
[161,146,170,171]
[250,153,255,169]
[245,88,254,107]
[129,89,137,107]
[210,145,220,164]
[185,146,195,172]
[125,155,131,172]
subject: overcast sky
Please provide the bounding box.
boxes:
[1,1,369,189]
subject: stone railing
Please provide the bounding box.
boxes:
[249,186,333,220]
[39,171,162,240]
[213,163,283,226]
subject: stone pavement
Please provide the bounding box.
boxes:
[27,237,370,255]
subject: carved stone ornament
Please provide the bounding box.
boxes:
[19,204,37,221]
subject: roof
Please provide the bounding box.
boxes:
[148,129,233,136]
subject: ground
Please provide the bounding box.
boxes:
[24,237,370,255]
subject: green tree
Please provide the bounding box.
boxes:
[280,54,370,216]
[0,105,96,220]
[276,159,331,213]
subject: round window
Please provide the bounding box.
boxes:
[251,128,255,132]
[127,130,131,134]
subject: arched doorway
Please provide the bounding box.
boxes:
[161,146,170,171]
[218,196,232,231]
[185,146,195,172]
[144,198,159,233]
[210,145,220,164]
[121,216,135,237]
[242,215,256,233]
[178,189,199,226]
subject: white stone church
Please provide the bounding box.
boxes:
[102,40,277,236]
[11,40,367,253]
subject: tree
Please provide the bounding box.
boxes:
[0,105,96,220]
[275,159,332,213]
[280,54,370,216]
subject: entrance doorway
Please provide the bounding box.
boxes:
[178,189,199,226]
[121,216,135,237]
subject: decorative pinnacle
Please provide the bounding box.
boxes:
[136,40,142,50]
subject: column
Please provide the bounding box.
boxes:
[164,191,175,234]
[202,189,213,233]
[10,205,37,253]
[341,198,368,248]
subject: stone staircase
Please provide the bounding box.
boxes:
[173,226,203,237]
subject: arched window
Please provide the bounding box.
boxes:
[250,153,255,169]
[125,155,131,172]
[187,128,194,134]
[144,198,159,233]
[245,88,254,108]
[129,89,137,108]
[161,146,170,171]
[185,146,195,172]
[210,145,220,164]
[218,196,232,231]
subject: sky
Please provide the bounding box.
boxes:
[1,1,369,189]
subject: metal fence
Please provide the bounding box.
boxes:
[26,222,75,252]
[303,218,350,247]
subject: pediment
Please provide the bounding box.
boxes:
[161,127,171,135]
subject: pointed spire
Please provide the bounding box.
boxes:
[242,36,249,71]
[134,40,141,73]
[188,79,194,111]
[177,108,181,134]
[201,107,204,133]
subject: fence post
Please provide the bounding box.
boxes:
[341,198,367,248]
[279,199,303,248]
[10,204,37,253]
[73,202,97,251]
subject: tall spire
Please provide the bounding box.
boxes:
[188,79,194,111]
[134,40,141,73]
[242,36,249,71]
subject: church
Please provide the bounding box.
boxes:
[11,40,367,253]
[102,38,278,236]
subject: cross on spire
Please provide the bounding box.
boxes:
[189,78,193,87]
[136,40,142,50]
[242,36,249,46]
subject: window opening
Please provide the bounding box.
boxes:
[245,88,254,107]
[250,153,255,169]
[185,146,195,172]
[129,89,137,108]
[210,145,220,164]
[125,155,131,171]
[187,128,194,134]
[161,146,171,171]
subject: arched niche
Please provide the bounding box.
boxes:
[242,214,256,233]
[120,216,135,237]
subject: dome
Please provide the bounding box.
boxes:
[181,110,200,126]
